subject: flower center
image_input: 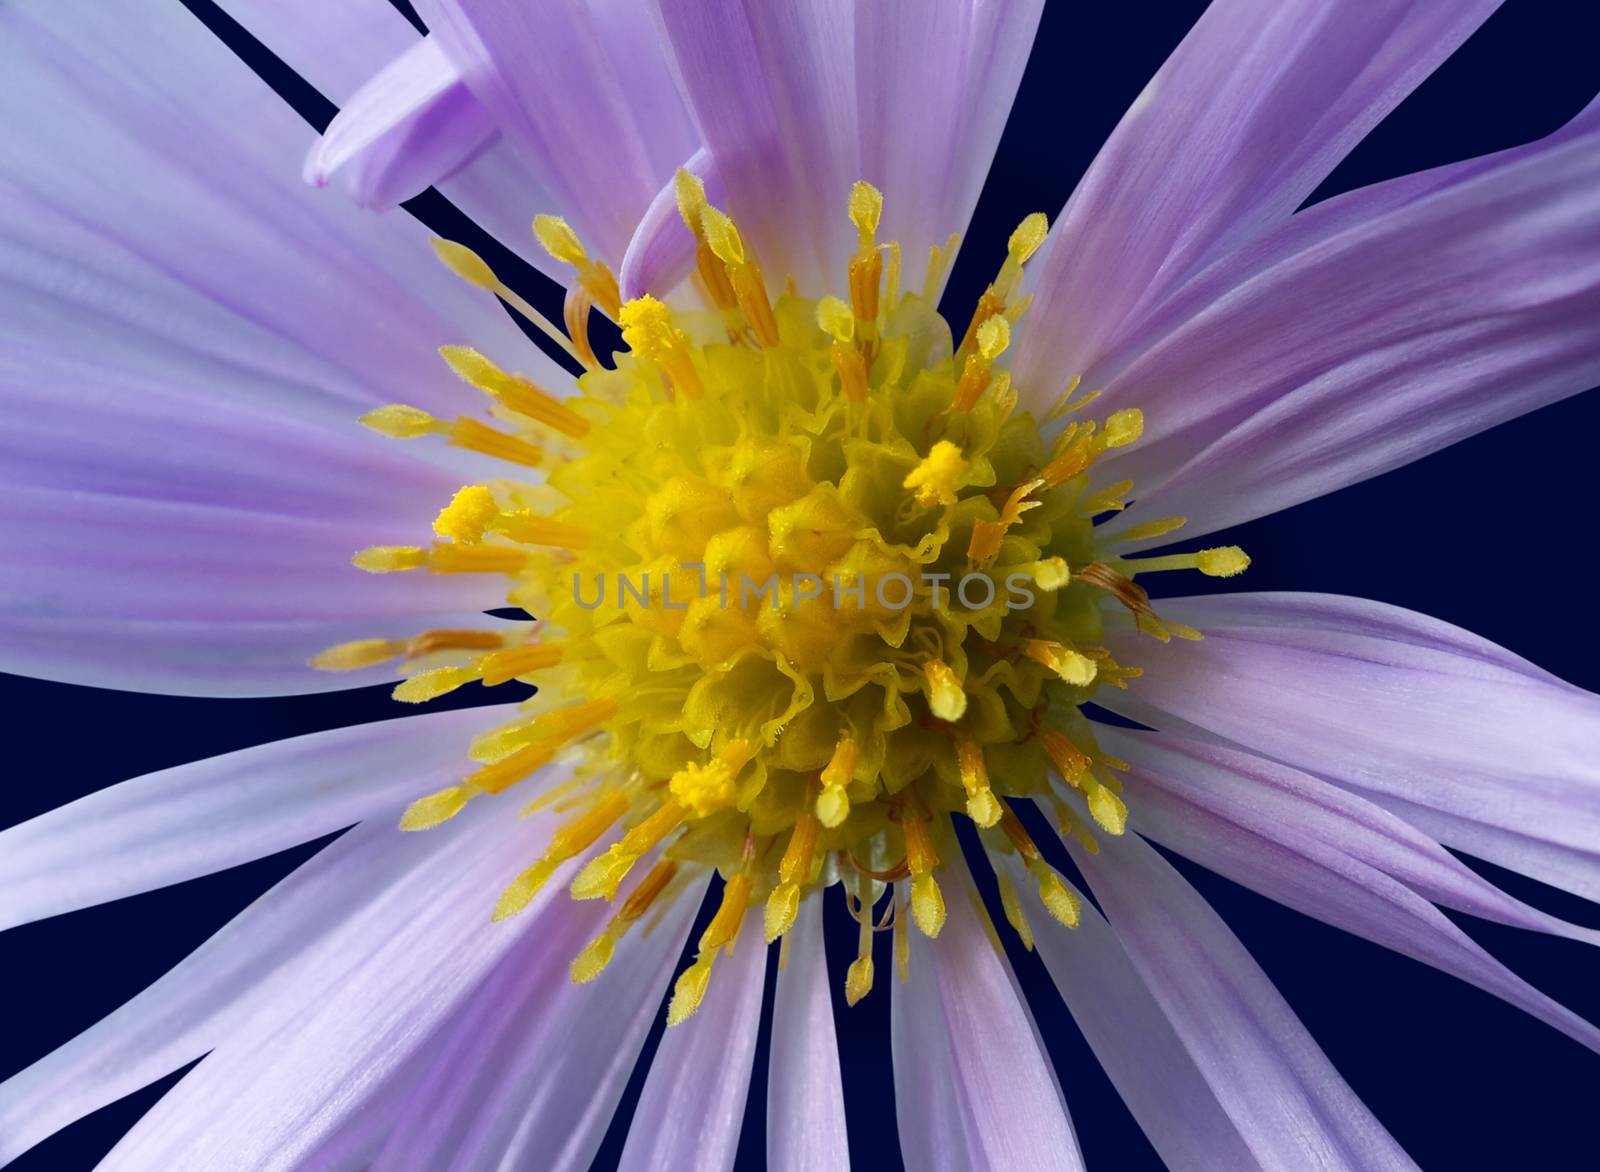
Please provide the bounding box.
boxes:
[318,179,1248,1020]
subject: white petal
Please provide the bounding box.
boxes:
[618,913,768,1172]
[767,897,849,1172]
[892,870,1083,1171]
[0,704,518,930]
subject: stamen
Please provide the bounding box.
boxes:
[1023,640,1098,686]
[700,205,780,347]
[997,804,1081,927]
[491,513,591,550]
[765,809,820,942]
[309,638,405,671]
[818,737,857,828]
[901,810,946,938]
[438,346,591,438]
[668,740,755,817]
[955,734,1001,827]
[922,659,967,722]
[845,871,876,1006]
[571,860,680,983]
[571,799,688,901]
[434,485,499,543]
[969,479,1044,562]
[619,296,704,399]
[493,790,630,921]
[668,870,752,1025]
[995,868,1034,951]
[902,441,968,508]
[533,214,623,318]
[1129,546,1251,578]
[430,237,584,364]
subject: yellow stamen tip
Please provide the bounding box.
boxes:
[1007,212,1050,264]
[911,873,946,938]
[532,214,588,265]
[430,237,498,289]
[570,933,616,984]
[764,883,800,943]
[433,485,499,543]
[923,660,968,722]
[902,441,968,508]
[1197,546,1251,577]
[667,957,714,1026]
[359,404,439,439]
[673,168,709,234]
[492,859,558,921]
[391,665,477,704]
[399,785,470,832]
[1033,557,1071,591]
[309,638,403,671]
[668,741,752,817]
[965,789,1002,828]
[844,955,875,1006]
[848,180,884,248]
[699,205,746,267]
[1037,868,1081,928]
[976,314,1010,361]
[1102,407,1144,449]
[570,849,633,902]
[816,783,851,829]
[1086,782,1128,836]
[352,545,426,573]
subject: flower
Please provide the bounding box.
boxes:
[3,1,1600,1169]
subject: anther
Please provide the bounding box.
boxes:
[493,790,631,921]
[922,659,968,722]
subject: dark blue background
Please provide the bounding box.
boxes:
[4,2,1598,1168]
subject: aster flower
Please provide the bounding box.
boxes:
[3,0,1600,1169]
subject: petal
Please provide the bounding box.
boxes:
[652,0,1042,296]
[92,796,572,1171]
[766,898,849,1172]
[1104,592,1600,900]
[1012,0,1501,397]
[856,0,1043,299]
[1072,830,1418,1170]
[991,853,1263,1172]
[220,0,567,281]
[370,874,703,1172]
[1098,96,1600,539]
[0,704,517,930]
[1103,727,1600,1053]
[618,146,724,302]
[304,37,498,211]
[618,914,768,1172]
[892,869,1084,1172]
[0,799,492,1164]
[0,0,555,694]
[415,0,700,268]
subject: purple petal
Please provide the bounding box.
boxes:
[1072,830,1417,1170]
[652,0,1041,296]
[1012,0,1501,399]
[618,915,768,1172]
[415,0,700,268]
[91,799,578,1171]
[991,853,1262,1172]
[893,871,1084,1171]
[0,796,505,1164]
[1098,96,1600,539]
[368,873,704,1171]
[766,897,849,1172]
[619,146,723,302]
[856,0,1043,300]
[1104,592,1600,900]
[304,37,497,211]
[1103,727,1600,1053]
[0,704,519,930]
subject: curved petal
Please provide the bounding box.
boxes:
[370,873,703,1172]
[0,704,517,930]
[618,913,768,1172]
[1104,592,1600,900]
[414,0,700,269]
[619,146,723,302]
[219,0,567,282]
[1072,830,1417,1170]
[892,872,1083,1172]
[767,897,849,1172]
[92,798,572,1171]
[992,853,1263,1172]
[0,0,552,694]
[304,37,498,211]
[1012,0,1501,399]
[1103,727,1600,1053]
[0,793,511,1165]
[1098,95,1600,539]
[651,0,1041,297]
